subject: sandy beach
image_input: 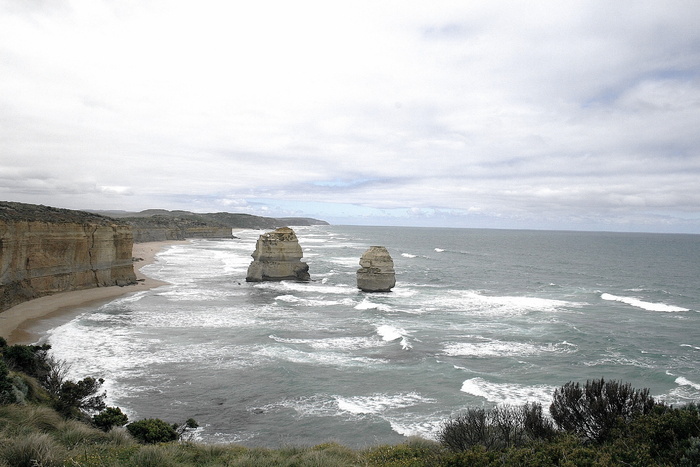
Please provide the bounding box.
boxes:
[0,240,187,345]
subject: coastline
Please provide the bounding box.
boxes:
[0,240,187,345]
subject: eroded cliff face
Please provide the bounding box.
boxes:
[0,202,137,311]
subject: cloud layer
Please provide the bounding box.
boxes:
[2,0,699,231]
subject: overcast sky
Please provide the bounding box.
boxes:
[2,1,699,232]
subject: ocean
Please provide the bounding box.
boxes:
[44,225,700,447]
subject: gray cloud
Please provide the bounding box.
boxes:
[1,0,699,231]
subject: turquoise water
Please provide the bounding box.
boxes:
[45,226,700,447]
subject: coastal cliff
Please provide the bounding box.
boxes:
[0,202,137,312]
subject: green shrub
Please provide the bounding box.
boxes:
[550,378,655,443]
[439,403,551,452]
[127,418,178,444]
[522,401,556,440]
[53,376,106,417]
[619,403,700,464]
[502,435,602,466]
[2,344,51,379]
[439,407,491,451]
[94,406,129,431]
[0,361,15,405]
[681,437,700,466]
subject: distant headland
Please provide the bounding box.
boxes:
[90,208,329,243]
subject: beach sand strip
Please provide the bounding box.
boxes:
[0,240,187,345]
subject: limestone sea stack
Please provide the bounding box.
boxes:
[356,246,396,292]
[246,227,310,282]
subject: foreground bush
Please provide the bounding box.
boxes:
[550,377,655,443]
[93,406,129,431]
[438,402,554,452]
[126,418,179,444]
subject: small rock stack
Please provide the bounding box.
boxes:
[356,246,396,292]
[246,227,310,282]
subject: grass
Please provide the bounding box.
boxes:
[1,400,699,466]
[0,403,369,466]
[1,432,66,467]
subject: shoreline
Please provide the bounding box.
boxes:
[0,240,187,345]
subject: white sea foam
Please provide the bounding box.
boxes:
[261,392,433,421]
[260,281,355,296]
[461,377,556,407]
[274,294,351,307]
[434,248,444,252]
[117,290,153,304]
[681,344,700,350]
[355,298,392,312]
[387,286,417,298]
[253,345,388,367]
[158,286,245,301]
[425,290,575,316]
[582,351,655,369]
[269,334,381,350]
[401,253,417,258]
[662,376,700,403]
[389,417,444,440]
[330,257,361,267]
[443,338,574,358]
[601,293,689,312]
[336,393,433,415]
[676,376,700,391]
[375,324,412,350]
[376,324,404,342]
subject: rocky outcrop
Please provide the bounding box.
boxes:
[357,246,396,292]
[0,202,137,311]
[246,227,310,282]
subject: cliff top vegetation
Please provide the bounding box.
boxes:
[102,209,329,230]
[0,201,116,225]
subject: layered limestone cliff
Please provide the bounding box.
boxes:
[246,227,310,282]
[357,246,396,292]
[0,202,137,311]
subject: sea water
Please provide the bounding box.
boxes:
[44,226,700,447]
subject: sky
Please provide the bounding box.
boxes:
[1,1,700,233]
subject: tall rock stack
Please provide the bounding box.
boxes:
[246,227,310,282]
[356,246,396,292]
